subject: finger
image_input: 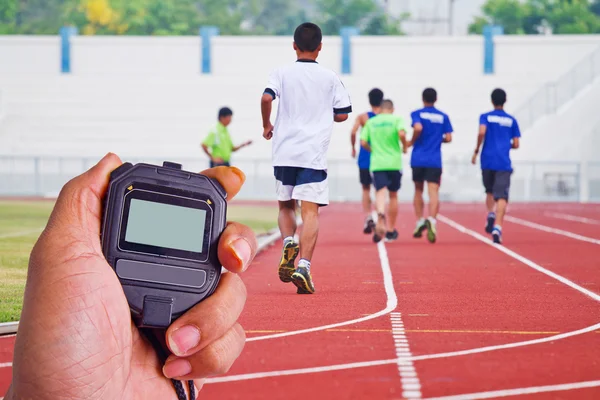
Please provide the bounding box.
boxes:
[165,273,247,357]
[200,166,245,200]
[163,323,246,380]
[42,153,122,251]
[218,222,257,274]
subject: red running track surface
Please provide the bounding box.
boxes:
[1,203,599,399]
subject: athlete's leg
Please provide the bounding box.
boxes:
[495,199,507,227]
[387,191,398,232]
[427,181,440,218]
[375,187,387,238]
[299,201,319,261]
[362,184,372,216]
[413,181,425,219]
[278,200,297,239]
[486,194,495,213]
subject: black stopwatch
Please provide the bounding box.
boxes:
[101,161,227,328]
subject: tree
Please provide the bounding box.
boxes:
[470,0,600,35]
[316,0,403,35]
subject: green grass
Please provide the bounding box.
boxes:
[0,201,278,323]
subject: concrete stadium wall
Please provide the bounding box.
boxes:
[1,35,600,78]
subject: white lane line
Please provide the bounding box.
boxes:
[422,380,600,400]
[389,311,421,397]
[0,362,12,368]
[505,215,600,245]
[205,321,600,384]
[544,212,600,225]
[247,215,398,342]
[0,228,43,240]
[439,215,600,302]
[206,213,600,385]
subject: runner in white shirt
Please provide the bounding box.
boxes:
[261,22,352,294]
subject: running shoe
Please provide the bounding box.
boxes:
[413,220,427,238]
[278,240,299,283]
[291,267,315,294]
[492,228,502,244]
[373,213,386,243]
[363,217,376,234]
[425,219,437,243]
[385,229,399,242]
[485,215,495,234]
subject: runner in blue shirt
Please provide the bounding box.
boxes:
[350,88,383,234]
[471,88,521,244]
[408,88,453,244]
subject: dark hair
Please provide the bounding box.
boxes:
[422,88,437,104]
[294,23,322,52]
[368,88,384,107]
[491,88,507,106]
[218,107,233,119]
[381,99,394,109]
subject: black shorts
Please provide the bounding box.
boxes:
[482,170,511,201]
[359,168,372,186]
[210,161,230,168]
[373,170,402,192]
[412,167,442,185]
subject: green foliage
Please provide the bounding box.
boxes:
[470,0,600,35]
[316,0,403,35]
[0,0,404,35]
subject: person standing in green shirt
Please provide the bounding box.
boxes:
[360,99,408,243]
[202,107,252,167]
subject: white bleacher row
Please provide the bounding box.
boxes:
[0,75,543,161]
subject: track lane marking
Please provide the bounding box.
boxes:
[246,216,398,342]
[390,312,422,398]
[206,214,600,385]
[505,215,600,245]
[422,379,600,400]
[544,212,600,225]
[0,362,12,368]
[439,215,600,302]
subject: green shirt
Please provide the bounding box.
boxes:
[202,123,234,162]
[360,114,406,172]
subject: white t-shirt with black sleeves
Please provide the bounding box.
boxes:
[264,59,352,170]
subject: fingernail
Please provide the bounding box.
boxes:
[231,237,252,271]
[163,359,192,379]
[230,167,246,183]
[168,325,201,356]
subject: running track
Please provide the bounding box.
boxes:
[1,203,599,399]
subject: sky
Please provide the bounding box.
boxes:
[385,0,488,35]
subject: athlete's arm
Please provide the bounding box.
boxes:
[261,93,274,140]
[335,114,349,123]
[399,130,408,154]
[472,124,486,164]
[511,137,520,149]
[232,140,253,152]
[443,133,453,143]
[360,139,371,152]
[409,122,423,147]
[350,114,366,157]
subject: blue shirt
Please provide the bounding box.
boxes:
[410,107,453,168]
[479,109,521,172]
[357,111,376,169]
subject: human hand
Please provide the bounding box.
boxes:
[263,123,273,140]
[471,151,478,165]
[351,147,356,158]
[244,140,253,147]
[6,154,257,400]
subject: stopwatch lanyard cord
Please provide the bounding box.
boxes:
[142,328,196,400]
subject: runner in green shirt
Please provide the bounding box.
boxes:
[360,99,407,243]
[201,107,252,167]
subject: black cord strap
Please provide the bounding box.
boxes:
[142,328,195,400]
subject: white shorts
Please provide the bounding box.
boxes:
[274,166,329,206]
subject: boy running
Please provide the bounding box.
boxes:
[471,88,521,244]
[408,88,453,244]
[350,88,384,234]
[360,99,407,243]
[201,107,252,168]
[261,22,352,294]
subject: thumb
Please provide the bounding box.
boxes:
[40,153,122,259]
